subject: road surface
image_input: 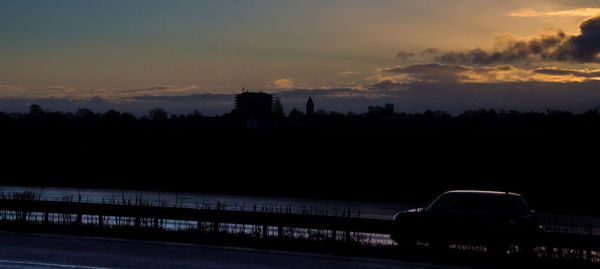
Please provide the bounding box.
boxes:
[0,232,464,269]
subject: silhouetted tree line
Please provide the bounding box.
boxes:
[2,105,600,135]
[2,105,600,215]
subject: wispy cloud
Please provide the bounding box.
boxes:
[375,63,600,84]
[267,78,294,89]
[382,63,471,83]
[0,84,201,100]
[0,85,80,99]
[395,51,415,62]
[338,71,360,77]
[377,63,520,84]
[119,85,199,96]
[420,48,442,57]
[509,8,600,17]
[532,67,600,80]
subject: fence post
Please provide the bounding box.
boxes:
[76,213,82,225]
[44,212,49,225]
[263,225,268,238]
[18,211,27,223]
[135,216,141,229]
[98,215,103,228]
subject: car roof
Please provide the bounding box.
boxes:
[443,190,522,197]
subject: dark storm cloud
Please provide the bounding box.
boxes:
[436,15,600,64]
[556,16,600,62]
[436,32,569,64]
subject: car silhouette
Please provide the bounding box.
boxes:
[391,190,541,254]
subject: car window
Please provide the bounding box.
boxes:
[428,194,460,212]
[428,194,529,212]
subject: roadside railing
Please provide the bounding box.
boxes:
[0,199,392,242]
[1,199,599,263]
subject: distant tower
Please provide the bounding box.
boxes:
[235,90,274,119]
[385,103,394,114]
[306,96,314,116]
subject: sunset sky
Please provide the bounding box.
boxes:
[2,0,600,115]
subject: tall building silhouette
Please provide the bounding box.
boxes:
[385,103,394,113]
[273,97,284,117]
[368,103,394,115]
[235,89,274,119]
[306,96,314,116]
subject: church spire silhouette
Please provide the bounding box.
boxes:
[306,96,314,116]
